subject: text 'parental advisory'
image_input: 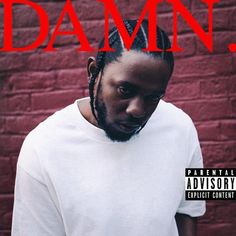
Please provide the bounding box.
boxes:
[185,168,236,200]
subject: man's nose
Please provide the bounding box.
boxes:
[126,97,146,118]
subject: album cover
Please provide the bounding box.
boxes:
[0,0,235,235]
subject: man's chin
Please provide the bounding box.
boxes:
[104,128,137,142]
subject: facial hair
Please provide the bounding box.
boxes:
[95,98,134,142]
[94,95,145,142]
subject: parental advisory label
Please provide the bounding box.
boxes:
[185,168,236,200]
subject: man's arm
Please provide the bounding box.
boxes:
[12,165,66,236]
[175,213,197,236]
[12,133,66,236]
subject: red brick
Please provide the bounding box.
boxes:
[170,74,203,84]
[115,0,191,18]
[12,4,41,28]
[175,98,232,121]
[228,76,236,95]
[0,53,28,72]
[118,0,147,17]
[172,35,196,58]
[199,202,216,224]
[191,9,231,31]
[214,201,236,223]
[174,55,233,77]
[177,11,207,34]
[192,0,211,10]
[0,135,24,156]
[197,31,236,54]
[48,24,81,47]
[0,95,30,114]
[82,20,106,45]
[12,2,70,28]
[220,120,236,140]
[196,121,220,141]
[10,156,18,178]
[0,194,13,213]
[0,30,3,49]
[79,0,190,21]
[48,20,105,47]
[5,115,47,134]
[0,231,11,236]
[26,48,91,71]
[158,2,207,35]
[51,22,105,48]
[12,28,49,49]
[158,14,173,35]
[200,78,228,98]
[229,7,236,30]
[231,98,236,117]
[31,90,83,111]
[214,9,235,31]
[213,160,233,168]
[0,176,14,194]
[84,88,89,97]
[198,223,236,236]
[216,0,236,8]
[165,81,200,101]
[118,0,148,17]
[0,195,14,230]
[0,118,5,133]
[173,7,226,34]
[0,73,11,92]
[232,54,236,73]
[192,0,236,10]
[201,141,236,166]
[214,161,236,169]
[158,13,199,36]
[56,68,87,88]
[75,1,104,21]
[0,157,11,177]
[0,7,3,28]
[7,71,56,91]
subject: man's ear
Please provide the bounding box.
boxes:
[87,57,97,79]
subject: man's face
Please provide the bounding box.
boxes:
[93,51,171,142]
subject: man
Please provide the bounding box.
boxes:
[12,20,205,236]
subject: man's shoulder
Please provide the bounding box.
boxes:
[26,101,78,143]
[143,99,199,143]
[17,101,82,176]
[145,100,199,154]
[151,100,193,128]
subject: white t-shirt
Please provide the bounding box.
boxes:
[12,98,205,236]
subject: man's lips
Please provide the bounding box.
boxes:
[118,122,142,133]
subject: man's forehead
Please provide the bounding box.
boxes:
[102,51,169,89]
[119,50,162,67]
[103,50,170,76]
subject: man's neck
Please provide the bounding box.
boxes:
[77,98,99,128]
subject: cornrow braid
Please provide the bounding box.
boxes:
[89,19,174,122]
[89,28,121,121]
[124,20,148,50]
[89,50,105,120]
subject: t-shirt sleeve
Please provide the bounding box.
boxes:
[11,134,66,236]
[177,124,206,217]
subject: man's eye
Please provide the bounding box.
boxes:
[118,86,132,96]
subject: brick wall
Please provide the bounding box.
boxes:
[0,0,235,235]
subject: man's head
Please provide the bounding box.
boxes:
[87,20,174,142]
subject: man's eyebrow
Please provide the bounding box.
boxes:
[116,80,165,94]
[117,81,138,90]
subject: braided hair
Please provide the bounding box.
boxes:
[89,19,174,121]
